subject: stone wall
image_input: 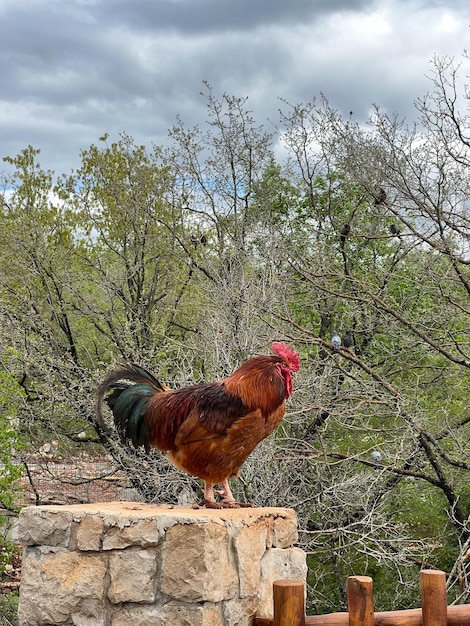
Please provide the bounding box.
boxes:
[17,502,307,626]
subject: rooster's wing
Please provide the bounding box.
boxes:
[172,382,250,445]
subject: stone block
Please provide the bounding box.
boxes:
[111,602,222,626]
[223,596,259,626]
[270,514,299,548]
[102,519,161,550]
[257,546,307,619]
[161,522,238,602]
[234,521,268,596]
[18,547,106,625]
[76,514,104,551]
[108,548,157,604]
[18,507,73,548]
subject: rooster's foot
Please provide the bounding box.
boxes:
[201,499,254,509]
[201,499,224,509]
[219,500,254,508]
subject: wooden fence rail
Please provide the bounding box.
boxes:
[255,570,470,626]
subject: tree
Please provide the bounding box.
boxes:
[0,146,90,448]
[166,85,289,369]
[57,133,193,366]
[273,53,470,608]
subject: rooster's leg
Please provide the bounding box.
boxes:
[220,479,253,508]
[220,479,237,505]
[201,483,224,509]
[201,480,253,509]
[201,481,237,508]
[202,483,216,503]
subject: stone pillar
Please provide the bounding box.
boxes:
[17,502,307,626]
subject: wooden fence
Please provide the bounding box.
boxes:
[255,570,470,626]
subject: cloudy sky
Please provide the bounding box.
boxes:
[1,0,469,176]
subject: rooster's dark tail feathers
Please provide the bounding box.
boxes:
[95,363,168,452]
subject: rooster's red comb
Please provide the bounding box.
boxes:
[271,342,300,371]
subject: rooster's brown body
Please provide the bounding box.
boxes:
[96,342,300,507]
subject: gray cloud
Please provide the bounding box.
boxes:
[94,0,371,34]
[1,0,469,175]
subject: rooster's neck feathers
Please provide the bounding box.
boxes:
[224,355,286,415]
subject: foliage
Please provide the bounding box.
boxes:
[0,365,24,512]
[0,593,19,626]
[0,352,24,586]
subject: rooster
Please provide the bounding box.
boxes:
[96,342,300,508]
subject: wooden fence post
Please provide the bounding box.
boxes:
[273,580,306,626]
[347,576,374,626]
[420,569,447,626]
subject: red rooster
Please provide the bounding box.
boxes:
[96,342,300,508]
